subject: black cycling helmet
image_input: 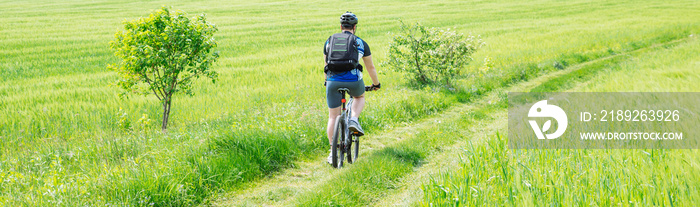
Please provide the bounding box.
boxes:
[340,11,358,27]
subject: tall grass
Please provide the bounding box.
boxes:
[1,0,699,205]
[423,133,700,206]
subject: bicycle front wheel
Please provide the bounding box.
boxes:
[352,135,359,162]
[347,135,359,164]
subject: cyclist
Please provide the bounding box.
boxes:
[324,12,380,165]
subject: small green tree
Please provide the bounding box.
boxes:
[384,21,484,87]
[109,7,219,131]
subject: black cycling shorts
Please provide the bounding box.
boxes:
[326,79,365,108]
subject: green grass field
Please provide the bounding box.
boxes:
[1,0,699,206]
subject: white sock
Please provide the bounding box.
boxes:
[350,117,359,123]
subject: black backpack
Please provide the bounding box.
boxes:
[325,32,361,73]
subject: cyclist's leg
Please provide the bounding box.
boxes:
[345,79,366,135]
[326,107,341,145]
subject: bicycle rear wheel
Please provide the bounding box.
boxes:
[331,117,345,168]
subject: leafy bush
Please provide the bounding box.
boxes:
[384,21,484,87]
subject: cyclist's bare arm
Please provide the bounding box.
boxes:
[362,55,380,88]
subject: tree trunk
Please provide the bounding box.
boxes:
[161,96,171,132]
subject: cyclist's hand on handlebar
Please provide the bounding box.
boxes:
[365,83,381,91]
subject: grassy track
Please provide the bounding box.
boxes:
[1,0,699,206]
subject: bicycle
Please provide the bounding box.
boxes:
[331,86,374,168]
